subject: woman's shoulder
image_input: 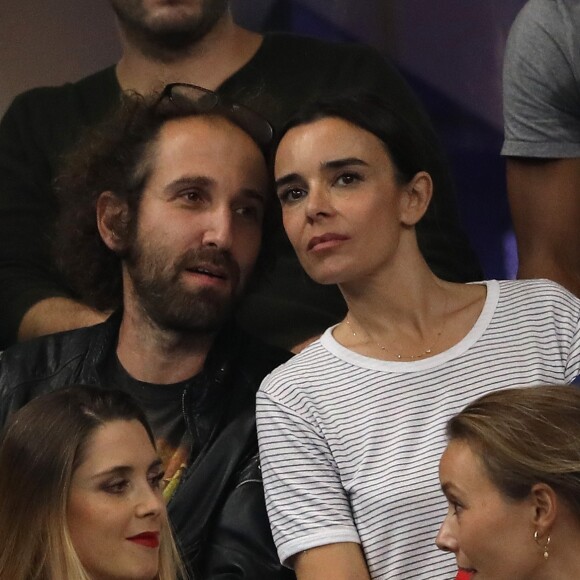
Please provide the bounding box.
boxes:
[495,278,580,305]
[260,336,331,386]
[258,328,359,402]
[491,279,580,329]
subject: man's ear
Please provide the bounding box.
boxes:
[530,482,558,535]
[96,191,130,253]
[400,171,433,227]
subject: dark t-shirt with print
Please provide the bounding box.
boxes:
[101,353,199,499]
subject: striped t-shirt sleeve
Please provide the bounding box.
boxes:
[256,388,360,565]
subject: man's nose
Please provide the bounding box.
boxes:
[201,207,234,250]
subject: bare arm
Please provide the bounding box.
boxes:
[506,157,580,297]
[294,543,370,580]
[17,297,109,342]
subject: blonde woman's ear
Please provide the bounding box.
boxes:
[400,171,433,227]
[530,482,558,534]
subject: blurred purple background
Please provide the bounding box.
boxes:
[1,0,529,278]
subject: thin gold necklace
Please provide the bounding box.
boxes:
[344,296,449,360]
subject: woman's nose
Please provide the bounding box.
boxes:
[305,185,334,220]
[135,484,164,519]
[435,515,459,553]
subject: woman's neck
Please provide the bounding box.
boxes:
[340,250,443,333]
[335,253,485,360]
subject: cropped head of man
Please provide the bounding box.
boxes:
[54,87,272,334]
[109,0,231,52]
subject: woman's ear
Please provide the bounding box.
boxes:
[96,191,130,253]
[400,171,433,227]
[530,482,558,535]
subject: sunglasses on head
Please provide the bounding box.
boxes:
[156,83,274,148]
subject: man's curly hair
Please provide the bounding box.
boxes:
[53,93,274,312]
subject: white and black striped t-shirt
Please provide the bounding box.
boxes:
[256,279,580,579]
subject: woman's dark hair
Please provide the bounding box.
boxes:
[0,386,172,579]
[274,92,437,187]
[447,385,580,523]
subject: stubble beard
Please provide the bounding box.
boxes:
[110,0,230,56]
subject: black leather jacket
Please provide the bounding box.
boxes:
[0,314,294,579]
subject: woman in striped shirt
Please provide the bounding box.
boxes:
[256,92,580,580]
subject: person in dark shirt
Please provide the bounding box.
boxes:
[0,88,293,579]
[0,0,481,350]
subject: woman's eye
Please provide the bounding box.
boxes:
[279,188,306,204]
[103,479,129,494]
[451,501,463,516]
[335,172,360,186]
[149,472,165,490]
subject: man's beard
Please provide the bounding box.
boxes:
[125,241,242,335]
[109,0,230,54]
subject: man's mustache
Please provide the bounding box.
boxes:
[175,247,240,282]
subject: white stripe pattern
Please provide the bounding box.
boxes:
[257,279,580,579]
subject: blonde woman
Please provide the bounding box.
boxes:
[0,386,184,579]
[438,385,580,579]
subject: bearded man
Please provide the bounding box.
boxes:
[0,0,481,350]
[0,90,294,579]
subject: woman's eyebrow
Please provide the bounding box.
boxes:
[441,481,463,497]
[148,458,163,472]
[275,158,369,189]
[91,465,132,479]
[90,458,163,479]
[275,173,302,189]
[321,157,369,170]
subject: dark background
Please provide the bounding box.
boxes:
[1,0,529,277]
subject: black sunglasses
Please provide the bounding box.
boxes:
[156,83,274,148]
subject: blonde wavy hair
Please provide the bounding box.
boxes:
[0,386,185,579]
[447,384,580,520]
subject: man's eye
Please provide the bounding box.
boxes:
[235,205,262,220]
[181,190,203,202]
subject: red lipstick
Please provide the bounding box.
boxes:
[127,532,160,548]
